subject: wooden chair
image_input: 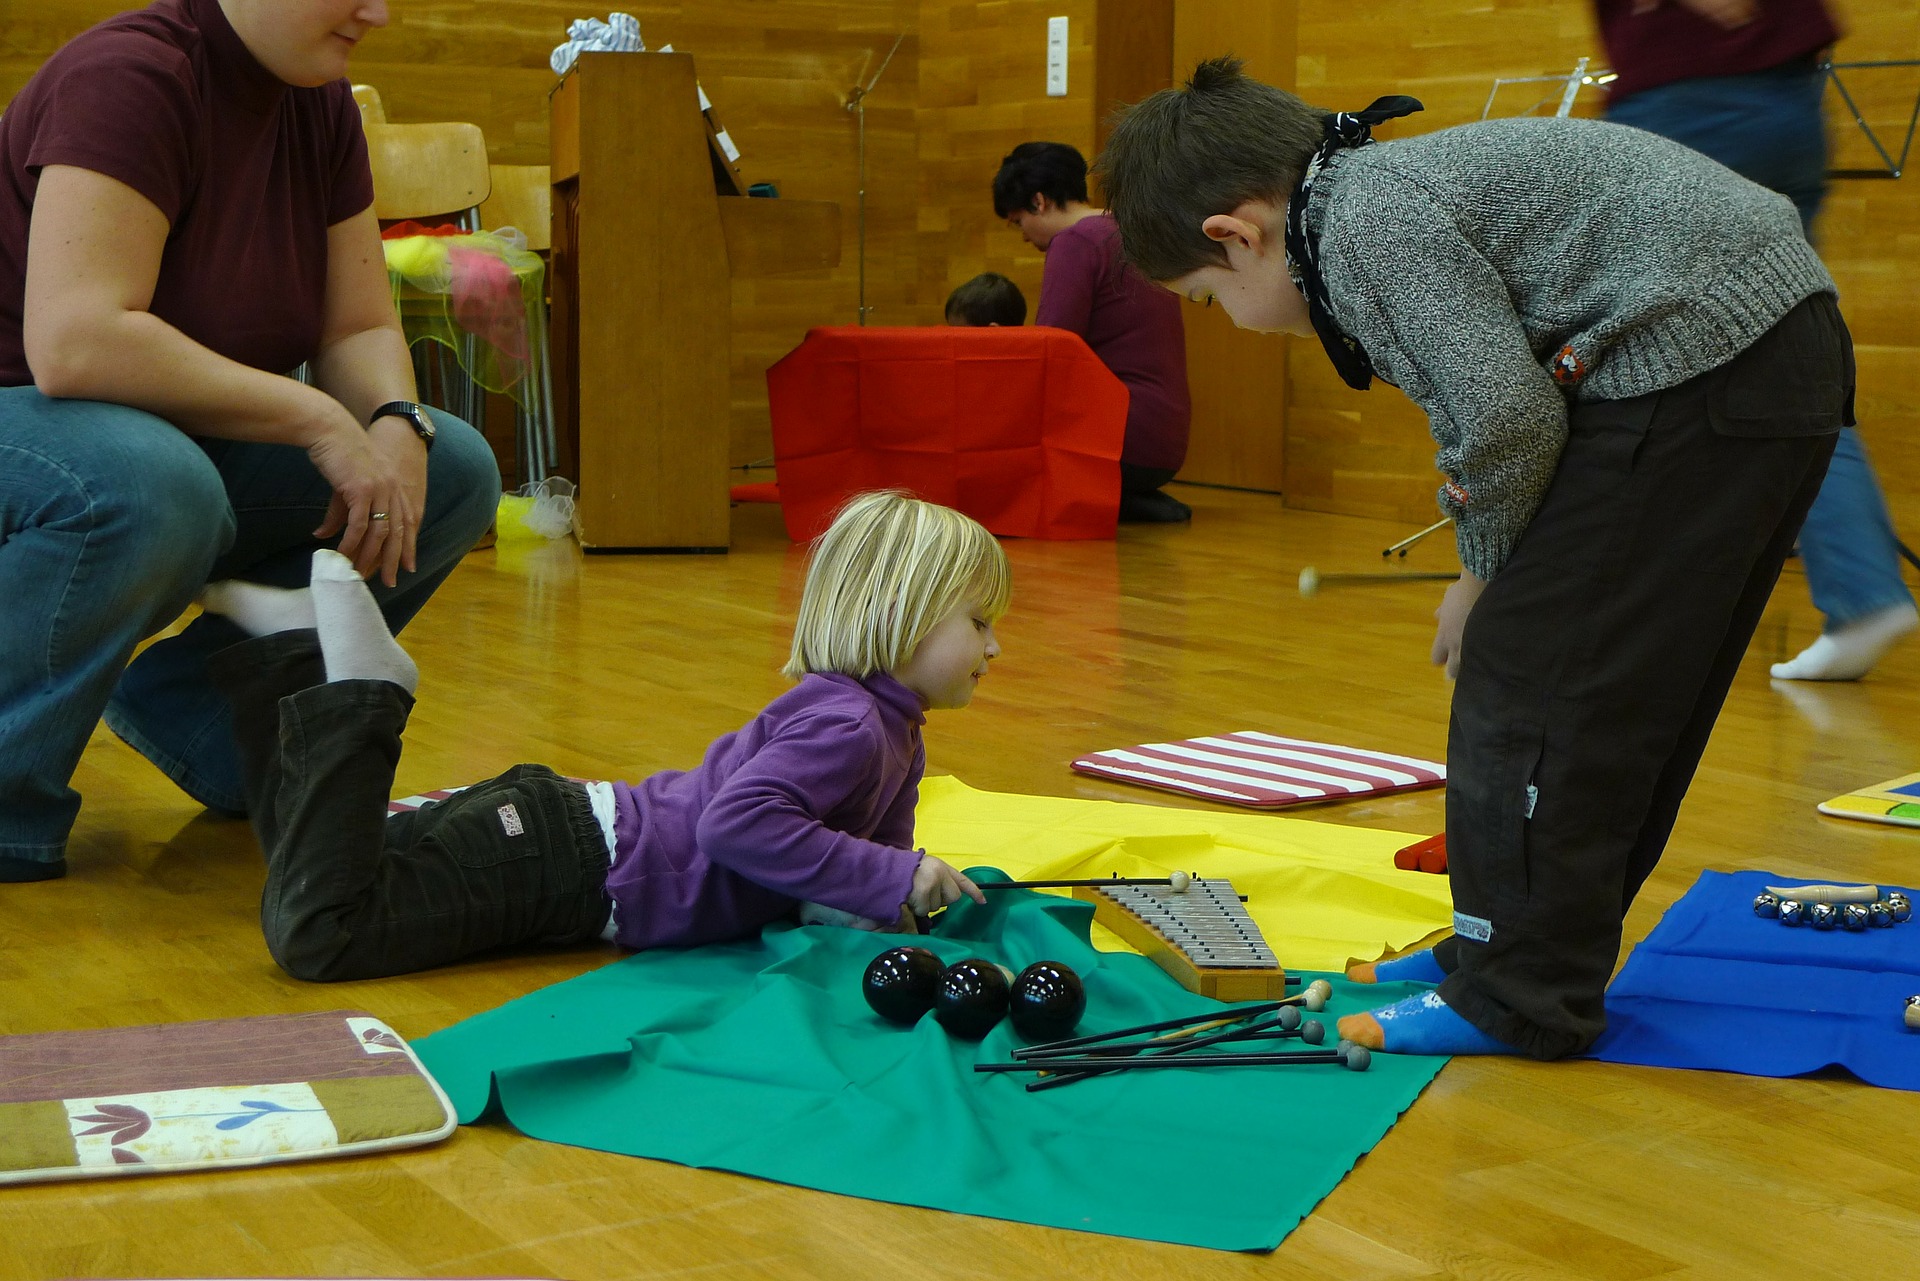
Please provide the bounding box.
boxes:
[480,165,557,481]
[363,122,492,430]
[364,121,489,228]
[351,83,386,125]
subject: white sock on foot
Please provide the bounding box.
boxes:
[1770,602,1919,682]
[200,580,316,638]
[309,550,418,694]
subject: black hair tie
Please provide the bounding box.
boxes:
[1284,95,1423,390]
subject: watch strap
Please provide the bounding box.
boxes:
[369,400,435,449]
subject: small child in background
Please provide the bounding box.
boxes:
[201,491,1002,981]
[944,272,1027,327]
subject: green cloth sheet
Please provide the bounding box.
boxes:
[416,876,1445,1252]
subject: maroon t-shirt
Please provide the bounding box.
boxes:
[1597,0,1840,105]
[1034,213,1191,472]
[0,0,375,386]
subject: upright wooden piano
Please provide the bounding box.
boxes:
[549,52,841,551]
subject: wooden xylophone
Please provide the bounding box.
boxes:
[1072,878,1286,1001]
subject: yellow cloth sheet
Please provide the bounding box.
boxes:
[914,776,1454,972]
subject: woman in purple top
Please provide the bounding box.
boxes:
[0,1,500,882]
[198,491,1003,981]
[994,142,1193,523]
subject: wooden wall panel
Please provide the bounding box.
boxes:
[1169,0,1299,493]
[914,0,1102,325]
[7,0,916,471]
[1093,0,1173,153]
[1286,0,1920,549]
[17,1,1914,540]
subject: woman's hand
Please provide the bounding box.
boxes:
[907,855,985,916]
[1431,571,1488,680]
[307,414,427,587]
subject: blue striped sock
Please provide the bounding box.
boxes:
[1372,949,1446,984]
[1371,991,1515,1055]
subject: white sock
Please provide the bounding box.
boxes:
[309,550,418,694]
[1771,602,1919,682]
[199,580,317,638]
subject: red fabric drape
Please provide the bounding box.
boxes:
[766,326,1127,542]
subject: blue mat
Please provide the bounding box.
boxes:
[1587,870,1920,1089]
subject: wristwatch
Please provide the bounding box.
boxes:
[369,400,435,450]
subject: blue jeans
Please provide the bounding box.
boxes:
[0,387,499,872]
[1609,67,1915,629]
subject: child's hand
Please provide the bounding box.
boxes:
[908,855,986,915]
[1431,571,1487,680]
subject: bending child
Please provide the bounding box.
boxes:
[203,491,1000,981]
[1099,59,1850,1059]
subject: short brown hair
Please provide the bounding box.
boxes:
[1095,57,1328,282]
[944,273,1027,327]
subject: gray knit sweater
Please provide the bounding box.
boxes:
[1307,115,1834,580]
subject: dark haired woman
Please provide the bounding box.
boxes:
[992,141,1192,522]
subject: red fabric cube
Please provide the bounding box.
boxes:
[765,325,1127,541]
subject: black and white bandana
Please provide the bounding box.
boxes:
[1283,95,1423,391]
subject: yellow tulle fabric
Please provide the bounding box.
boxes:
[383,231,546,407]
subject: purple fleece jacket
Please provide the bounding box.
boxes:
[605,671,927,949]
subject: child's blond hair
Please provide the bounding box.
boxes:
[782,491,1011,681]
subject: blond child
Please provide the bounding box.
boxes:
[202,491,1003,981]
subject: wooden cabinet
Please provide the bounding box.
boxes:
[549,52,840,551]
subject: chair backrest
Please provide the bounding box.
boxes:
[351,83,386,124]
[480,165,553,251]
[364,122,491,223]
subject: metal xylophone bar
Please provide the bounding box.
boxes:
[1100,881,1279,968]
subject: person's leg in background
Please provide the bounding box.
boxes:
[1609,65,1916,679]
[104,409,499,814]
[1119,462,1191,524]
[0,389,235,881]
[1770,426,1917,679]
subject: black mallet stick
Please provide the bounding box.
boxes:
[1023,1014,1325,1093]
[1019,1010,1318,1060]
[1011,1001,1284,1058]
[981,1047,1370,1074]
[980,871,1195,893]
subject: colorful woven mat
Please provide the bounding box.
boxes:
[415,881,1445,1251]
[913,777,1452,972]
[1817,769,1920,829]
[1587,870,1920,1090]
[0,1011,454,1185]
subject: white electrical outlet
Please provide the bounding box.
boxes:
[1046,16,1068,97]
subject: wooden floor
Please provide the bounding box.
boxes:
[5,485,1920,1280]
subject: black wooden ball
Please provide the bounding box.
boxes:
[862,946,943,1025]
[933,957,1011,1039]
[1008,961,1087,1041]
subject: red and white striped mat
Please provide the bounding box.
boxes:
[387,787,468,815]
[1071,732,1445,808]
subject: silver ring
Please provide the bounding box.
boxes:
[370,512,391,521]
